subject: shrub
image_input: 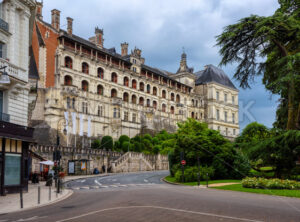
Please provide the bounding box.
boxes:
[101,136,114,150]
[91,139,101,149]
[174,166,215,182]
[242,177,300,190]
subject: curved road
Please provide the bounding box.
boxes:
[1,171,300,222]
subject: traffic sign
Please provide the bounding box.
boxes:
[181,160,186,165]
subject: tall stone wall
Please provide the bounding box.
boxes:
[30,145,169,175]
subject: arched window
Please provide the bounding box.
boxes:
[153,101,157,109]
[97,67,104,79]
[111,72,118,83]
[82,62,89,74]
[139,97,144,106]
[97,85,104,95]
[147,84,151,93]
[162,90,166,99]
[132,79,137,89]
[146,99,150,107]
[176,94,180,103]
[170,106,175,114]
[191,112,195,119]
[81,80,89,92]
[162,104,166,112]
[111,89,117,98]
[64,75,72,86]
[139,82,144,91]
[153,87,157,96]
[132,95,137,104]
[171,93,175,101]
[123,92,129,102]
[65,56,73,69]
[123,77,129,87]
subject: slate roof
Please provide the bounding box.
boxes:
[59,31,131,65]
[29,46,39,79]
[195,65,237,89]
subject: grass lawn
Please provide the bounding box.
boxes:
[164,176,240,186]
[213,184,300,198]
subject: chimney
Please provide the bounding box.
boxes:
[121,42,128,56]
[36,1,43,19]
[95,27,104,48]
[51,9,61,31]
[67,17,73,35]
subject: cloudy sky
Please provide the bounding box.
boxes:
[41,0,280,130]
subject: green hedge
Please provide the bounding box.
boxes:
[242,177,300,190]
[174,166,215,182]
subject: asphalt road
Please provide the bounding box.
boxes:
[1,171,300,222]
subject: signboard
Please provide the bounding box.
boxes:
[81,161,86,170]
[181,160,186,166]
[68,161,75,174]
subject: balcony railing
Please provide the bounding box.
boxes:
[0,112,10,122]
[0,18,9,32]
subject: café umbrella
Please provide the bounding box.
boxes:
[39,160,54,166]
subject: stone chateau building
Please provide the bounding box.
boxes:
[30,2,239,147]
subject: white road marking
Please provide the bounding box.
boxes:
[144,179,148,183]
[100,186,109,188]
[55,206,263,222]
[94,180,102,186]
[110,185,118,188]
[15,216,47,221]
[112,179,117,182]
[118,185,127,187]
[80,186,89,190]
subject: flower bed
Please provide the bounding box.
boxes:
[242,177,300,190]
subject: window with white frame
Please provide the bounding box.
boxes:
[224,94,227,103]
[216,91,219,101]
[216,109,220,120]
[82,102,88,114]
[124,111,128,121]
[224,111,228,122]
[0,42,6,59]
[232,113,235,124]
[232,95,235,104]
[132,113,137,123]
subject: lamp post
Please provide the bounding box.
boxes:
[55,119,67,194]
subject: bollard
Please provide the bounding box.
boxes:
[206,173,209,188]
[38,186,41,204]
[49,186,51,201]
[20,188,23,209]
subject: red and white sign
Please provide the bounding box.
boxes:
[181,160,186,165]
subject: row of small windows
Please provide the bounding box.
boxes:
[216,91,235,104]
[216,109,236,124]
[217,126,236,136]
[64,75,181,102]
[64,57,182,102]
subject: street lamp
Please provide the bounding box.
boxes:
[55,119,67,193]
[0,66,10,84]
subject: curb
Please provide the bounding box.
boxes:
[1,189,74,214]
[162,177,184,186]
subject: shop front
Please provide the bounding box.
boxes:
[0,121,34,195]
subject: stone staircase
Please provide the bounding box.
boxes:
[111,152,155,173]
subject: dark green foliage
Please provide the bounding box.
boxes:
[174,166,215,182]
[247,130,300,178]
[216,0,300,129]
[91,139,101,149]
[101,136,114,150]
[171,119,250,180]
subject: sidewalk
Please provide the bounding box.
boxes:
[0,182,72,214]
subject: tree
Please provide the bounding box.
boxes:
[101,136,114,150]
[91,139,101,149]
[247,130,300,178]
[235,122,271,144]
[216,0,300,129]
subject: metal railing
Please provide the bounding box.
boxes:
[0,18,9,32]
